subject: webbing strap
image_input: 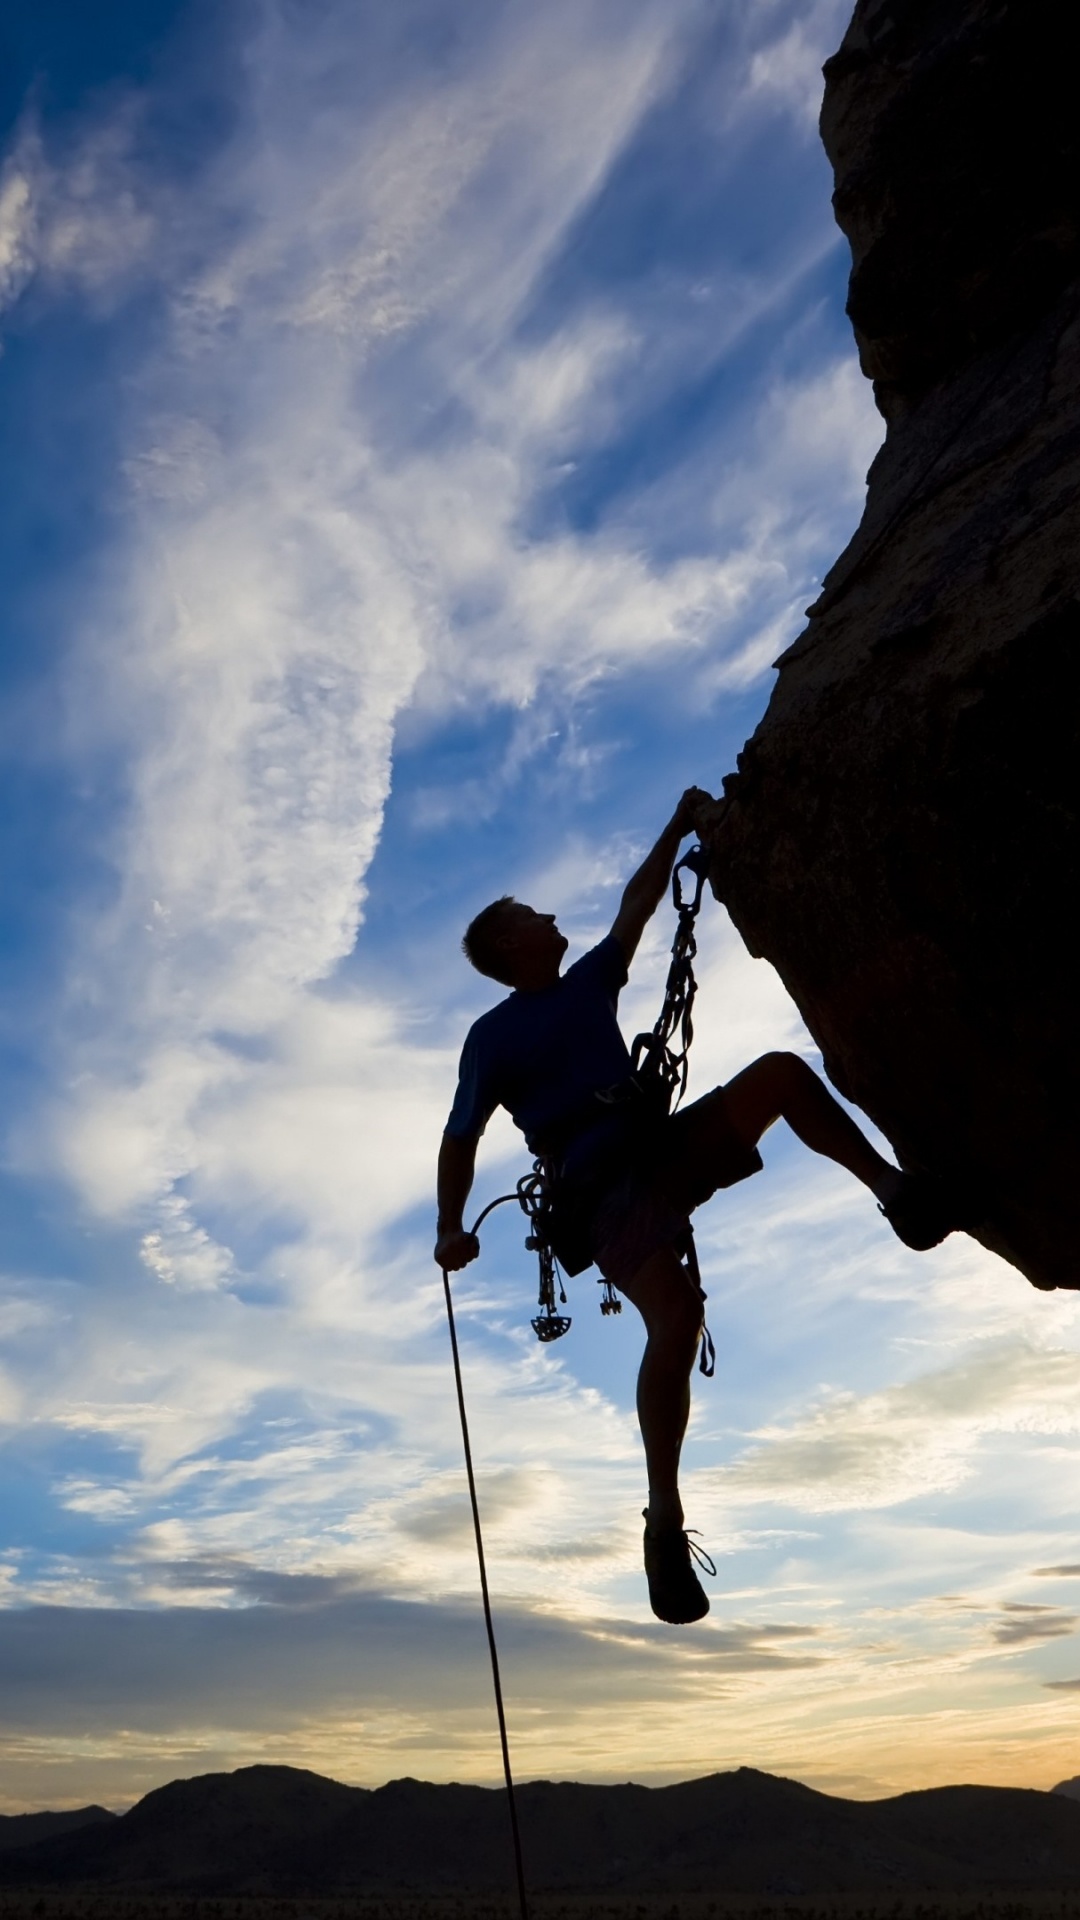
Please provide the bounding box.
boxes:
[631,844,708,1114]
[679,1225,716,1378]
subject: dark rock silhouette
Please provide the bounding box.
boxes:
[4,1764,1080,1895]
[1054,1775,1080,1803]
[0,1806,114,1854]
[703,0,1080,1290]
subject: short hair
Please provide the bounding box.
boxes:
[462,896,519,984]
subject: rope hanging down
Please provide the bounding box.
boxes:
[440,1260,531,1920]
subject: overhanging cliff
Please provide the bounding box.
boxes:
[705,0,1079,1289]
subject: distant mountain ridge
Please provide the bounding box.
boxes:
[0,1807,115,1853]
[5,1765,1080,1896]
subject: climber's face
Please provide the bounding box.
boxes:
[496,904,568,985]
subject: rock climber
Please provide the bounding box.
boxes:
[434,788,963,1625]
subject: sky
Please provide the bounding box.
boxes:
[1,0,1079,1819]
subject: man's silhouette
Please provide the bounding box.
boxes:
[436,788,960,1623]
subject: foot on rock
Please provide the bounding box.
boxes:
[879,1171,974,1252]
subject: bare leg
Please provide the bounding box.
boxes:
[616,1057,896,1545]
[616,1245,704,1534]
[721,1051,897,1195]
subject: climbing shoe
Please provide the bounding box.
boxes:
[642,1513,714,1624]
[879,1172,971,1252]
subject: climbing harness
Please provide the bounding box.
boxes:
[437,844,716,1920]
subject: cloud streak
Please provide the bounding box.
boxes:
[713,1340,1080,1512]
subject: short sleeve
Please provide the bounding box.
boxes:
[444,1025,497,1139]
[564,933,628,997]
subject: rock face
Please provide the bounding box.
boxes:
[705,0,1080,1289]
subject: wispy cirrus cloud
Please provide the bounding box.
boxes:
[713,1340,1080,1513]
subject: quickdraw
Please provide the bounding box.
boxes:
[630,842,707,1113]
[469,843,714,1373]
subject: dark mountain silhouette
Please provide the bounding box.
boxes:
[4,1765,1080,1896]
[0,1807,114,1854]
[1054,1776,1080,1803]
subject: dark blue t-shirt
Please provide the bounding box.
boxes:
[445,935,633,1168]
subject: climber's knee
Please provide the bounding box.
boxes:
[722,1051,794,1143]
[724,1050,820,1142]
[619,1246,703,1348]
[759,1048,808,1088]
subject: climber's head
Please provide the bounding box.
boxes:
[462,897,567,989]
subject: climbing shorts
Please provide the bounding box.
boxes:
[589,1086,763,1294]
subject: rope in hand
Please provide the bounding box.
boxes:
[440,1256,530,1920]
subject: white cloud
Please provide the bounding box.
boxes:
[716,1340,1080,1513]
[706,356,882,569]
[738,0,854,131]
[0,113,157,320]
[186,992,462,1249]
[747,21,828,130]
[140,1195,235,1293]
[0,152,34,313]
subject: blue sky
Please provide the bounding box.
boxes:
[2,0,1080,1816]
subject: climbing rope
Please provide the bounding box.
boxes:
[440,1256,530,1920]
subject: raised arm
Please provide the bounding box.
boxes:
[434,1131,481,1270]
[610,787,713,966]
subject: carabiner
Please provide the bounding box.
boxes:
[672,843,707,915]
